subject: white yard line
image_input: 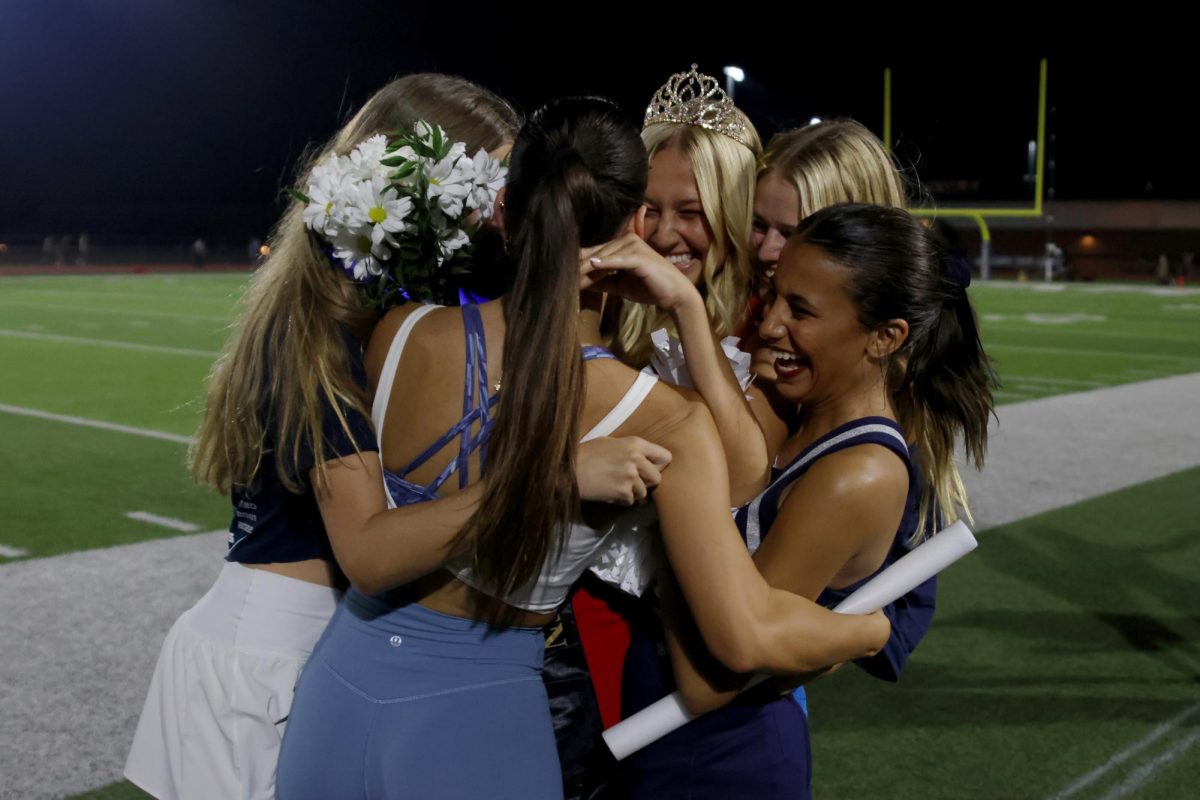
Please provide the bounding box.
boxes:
[0,544,29,558]
[1000,375,1107,387]
[0,329,219,358]
[976,282,1200,297]
[0,299,228,323]
[124,511,201,533]
[988,343,1200,363]
[0,403,191,445]
[0,286,240,305]
[1094,729,1200,800]
[1047,701,1200,799]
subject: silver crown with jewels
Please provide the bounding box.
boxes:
[643,64,754,148]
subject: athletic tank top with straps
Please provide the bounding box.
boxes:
[735,417,913,554]
[737,416,939,686]
[371,303,659,612]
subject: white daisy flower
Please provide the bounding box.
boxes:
[346,135,389,180]
[299,120,498,302]
[465,149,507,218]
[332,226,387,281]
[303,154,356,236]
[436,226,471,263]
[351,176,413,248]
[302,183,339,235]
[426,151,471,218]
[413,120,445,143]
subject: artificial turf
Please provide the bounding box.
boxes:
[3,273,1196,798]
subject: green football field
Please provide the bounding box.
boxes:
[2,274,1197,564]
[1,273,1197,799]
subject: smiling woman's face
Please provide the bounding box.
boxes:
[641,145,713,287]
[751,170,801,277]
[757,239,872,405]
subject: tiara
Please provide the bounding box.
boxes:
[643,64,753,149]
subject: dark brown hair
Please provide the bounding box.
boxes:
[459,97,647,623]
[795,203,996,537]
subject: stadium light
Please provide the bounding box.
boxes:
[723,65,744,100]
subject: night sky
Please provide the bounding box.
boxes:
[2,3,1196,245]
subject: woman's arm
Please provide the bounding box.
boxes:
[315,455,480,596]
[663,444,909,712]
[741,327,795,463]
[632,393,890,676]
[315,435,672,595]
[586,235,769,504]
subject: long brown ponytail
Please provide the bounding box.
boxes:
[458,98,647,623]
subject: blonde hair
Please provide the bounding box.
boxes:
[615,118,762,367]
[759,119,906,216]
[763,120,976,538]
[190,74,519,495]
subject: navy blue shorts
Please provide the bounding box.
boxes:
[621,690,812,800]
[619,619,812,799]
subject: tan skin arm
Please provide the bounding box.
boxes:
[628,393,891,676]
[741,321,795,462]
[744,382,792,464]
[313,455,482,596]
[585,235,770,504]
[313,437,670,596]
[664,444,909,714]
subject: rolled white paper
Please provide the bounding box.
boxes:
[828,520,976,615]
[601,520,978,761]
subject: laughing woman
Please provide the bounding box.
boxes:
[619,204,995,799]
[562,73,769,768]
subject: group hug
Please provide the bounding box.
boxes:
[124,66,994,799]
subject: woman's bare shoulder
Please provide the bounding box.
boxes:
[365,303,461,386]
[582,360,706,443]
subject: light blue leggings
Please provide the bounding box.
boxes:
[276,589,562,799]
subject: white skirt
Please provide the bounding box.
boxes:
[124,562,339,800]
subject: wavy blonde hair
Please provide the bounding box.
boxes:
[190,74,519,495]
[614,117,762,367]
[758,118,907,215]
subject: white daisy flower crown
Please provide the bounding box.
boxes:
[295,120,507,307]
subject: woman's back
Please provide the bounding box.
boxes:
[365,298,668,625]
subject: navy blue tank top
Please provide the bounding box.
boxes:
[625,417,937,720]
[621,418,937,798]
[733,417,937,680]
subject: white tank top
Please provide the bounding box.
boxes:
[372,303,659,612]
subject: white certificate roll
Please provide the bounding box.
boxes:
[601,520,978,761]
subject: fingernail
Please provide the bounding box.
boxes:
[590,257,602,264]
